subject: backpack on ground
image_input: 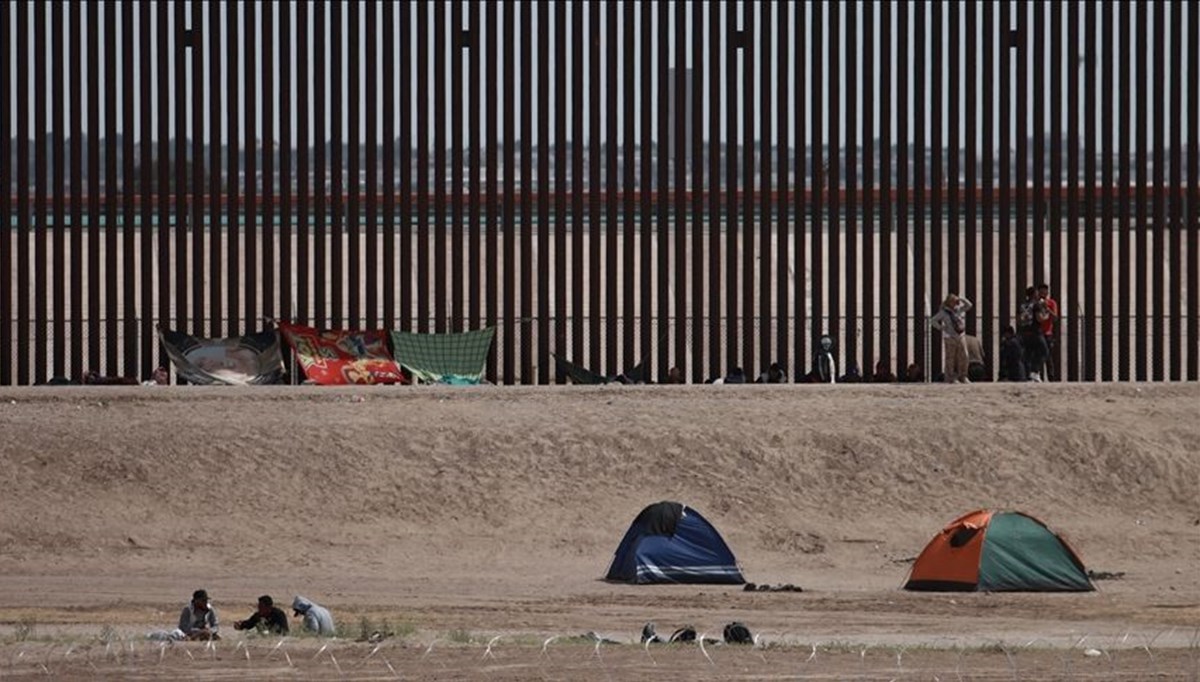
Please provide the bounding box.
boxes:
[668,626,696,643]
[723,621,753,645]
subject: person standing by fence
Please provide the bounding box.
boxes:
[1037,284,1059,381]
[1018,287,1050,382]
[810,336,838,384]
[929,294,973,383]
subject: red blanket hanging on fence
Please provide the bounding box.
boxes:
[278,322,408,385]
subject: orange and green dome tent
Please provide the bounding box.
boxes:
[904,510,1094,592]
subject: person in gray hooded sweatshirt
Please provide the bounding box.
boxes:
[292,595,336,636]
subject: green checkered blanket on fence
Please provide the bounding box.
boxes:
[390,328,495,384]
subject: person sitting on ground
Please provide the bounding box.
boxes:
[762,362,787,384]
[871,360,896,383]
[292,595,336,636]
[812,335,837,383]
[82,370,139,386]
[963,334,987,382]
[179,589,220,641]
[904,363,924,383]
[234,595,289,636]
[998,325,1027,382]
[755,362,784,383]
[724,367,746,384]
[838,362,862,384]
[665,366,684,384]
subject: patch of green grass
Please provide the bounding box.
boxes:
[446,629,475,644]
[0,618,67,644]
[96,624,119,644]
[810,640,858,653]
[331,621,355,640]
[360,616,384,642]
[327,615,418,642]
[390,620,418,638]
[501,634,547,647]
[13,617,37,642]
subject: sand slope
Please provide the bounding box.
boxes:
[1,383,1198,653]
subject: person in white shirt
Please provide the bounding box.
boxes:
[177,589,220,641]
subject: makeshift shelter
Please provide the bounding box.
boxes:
[606,501,745,584]
[905,509,1093,592]
[159,327,285,385]
[553,354,650,385]
[390,328,495,384]
[554,354,610,385]
[279,322,407,385]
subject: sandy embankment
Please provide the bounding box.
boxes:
[0,383,1198,678]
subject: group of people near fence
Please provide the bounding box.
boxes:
[693,339,929,386]
[797,335,930,384]
[149,590,336,641]
[699,361,790,385]
[993,282,1060,381]
[73,289,1061,387]
[931,283,1058,384]
[1001,284,1059,382]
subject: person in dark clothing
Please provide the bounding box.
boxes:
[838,362,862,383]
[904,363,925,383]
[770,363,787,383]
[870,360,896,383]
[999,325,1027,382]
[724,367,746,384]
[756,362,788,384]
[233,595,289,635]
[1017,287,1049,381]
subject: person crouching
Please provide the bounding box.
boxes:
[292,595,336,636]
[234,595,289,635]
[178,589,220,641]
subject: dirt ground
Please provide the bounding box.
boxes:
[1,383,1198,680]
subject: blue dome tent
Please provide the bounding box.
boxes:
[606,501,745,584]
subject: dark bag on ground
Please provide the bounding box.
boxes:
[723,622,753,645]
[967,361,987,382]
[668,626,696,643]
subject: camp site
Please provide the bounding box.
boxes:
[1,383,1198,679]
[4,0,1200,677]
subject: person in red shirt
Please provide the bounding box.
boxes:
[1037,283,1059,381]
